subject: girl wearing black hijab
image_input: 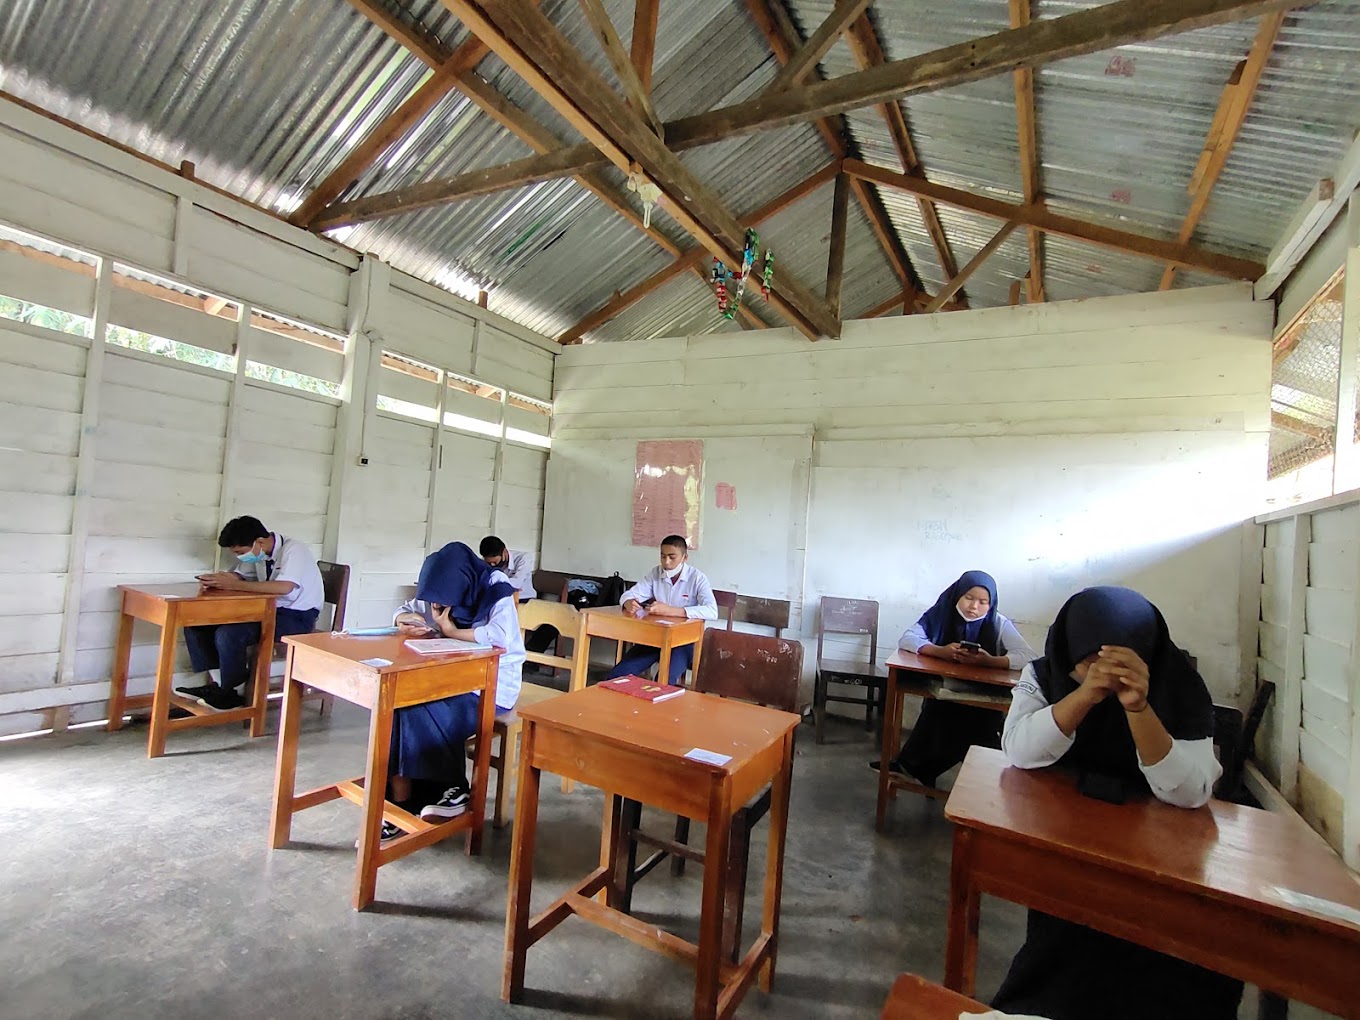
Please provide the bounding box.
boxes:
[873,570,1037,787]
[993,586,1238,1020]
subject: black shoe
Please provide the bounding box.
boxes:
[868,759,909,777]
[869,759,936,786]
[195,685,245,711]
[175,683,215,700]
[355,821,403,849]
[420,786,471,821]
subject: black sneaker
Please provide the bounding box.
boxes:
[420,786,471,822]
[868,758,909,777]
[195,685,245,711]
[355,821,403,849]
[175,683,215,701]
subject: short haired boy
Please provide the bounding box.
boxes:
[178,516,325,710]
[478,536,537,600]
[606,535,717,685]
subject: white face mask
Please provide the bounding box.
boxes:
[957,606,983,622]
[662,564,683,579]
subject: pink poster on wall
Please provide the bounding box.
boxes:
[632,439,704,549]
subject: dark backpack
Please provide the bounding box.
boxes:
[598,572,627,607]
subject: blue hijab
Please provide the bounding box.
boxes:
[916,570,1003,654]
[416,542,517,628]
[1033,586,1214,783]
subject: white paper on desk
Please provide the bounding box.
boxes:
[1269,885,1360,927]
[966,1011,1053,1020]
[359,657,393,667]
[684,748,732,767]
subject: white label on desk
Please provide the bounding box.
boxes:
[1269,886,1360,927]
[684,748,732,767]
[359,657,393,668]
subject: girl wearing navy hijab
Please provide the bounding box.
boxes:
[874,570,1037,786]
[384,542,526,837]
[994,586,1236,1020]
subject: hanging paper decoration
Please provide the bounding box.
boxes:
[731,228,760,306]
[626,168,663,229]
[760,247,775,301]
[711,258,734,319]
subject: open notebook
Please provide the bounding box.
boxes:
[404,638,493,655]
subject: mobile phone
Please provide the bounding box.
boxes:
[959,640,981,652]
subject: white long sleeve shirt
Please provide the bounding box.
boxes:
[898,614,1038,671]
[619,563,718,620]
[501,550,537,600]
[1002,664,1221,809]
[394,570,525,709]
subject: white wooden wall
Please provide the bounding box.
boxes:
[0,101,556,731]
[548,285,1273,699]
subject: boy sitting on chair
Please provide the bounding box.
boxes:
[606,535,717,686]
[178,515,323,710]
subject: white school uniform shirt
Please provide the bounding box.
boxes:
[231,533,323,613]
[394,570,525,709]
[1001,663,1222,809]
[898,614,1038,671]
[500,550,537,600]
[619,563,718,620]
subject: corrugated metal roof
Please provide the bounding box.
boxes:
[1,0,1358,345]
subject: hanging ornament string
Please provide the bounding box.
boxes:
[760,247,775,301]
[732,228,759,306]
[711,258,734,319]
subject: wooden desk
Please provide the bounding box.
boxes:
[879,974,989,1019]
[502,684,800,1020]
[582,605,706,686]
[268,633,501,910]
[106,583,277,758]
[944,747,1360,1018]
[877,650,1017,825]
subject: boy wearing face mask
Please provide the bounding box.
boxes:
[178,515,325,710]
[606,535,718,686]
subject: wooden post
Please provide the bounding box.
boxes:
[1331,200,1360,492]
[424,369,451,556]
[1278,513,1309,801]
[1009,279,1023,306]
[489,388,509,534]
[477,289,489,309]
[825,173,850,319]
[214,301,253,566]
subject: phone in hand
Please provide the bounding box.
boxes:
[958,640,981,653]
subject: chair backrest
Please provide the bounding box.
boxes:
[317,561,351,631]
[712,588,737,628]
[517,599,586,678]
[693,628,802,714]
[731,594,791,637]
[1212,703,1244,801]
[817,596,880,665]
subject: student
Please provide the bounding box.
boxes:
[992,585,1238,1020]
[608,535,717,685]
[385,542,525,840]
[872,571,1037,787]
[479,536,537,600]
[178,516,323,710]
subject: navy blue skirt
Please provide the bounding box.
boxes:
[388,692,480,783]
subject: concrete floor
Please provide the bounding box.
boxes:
[0,707,1335,1020]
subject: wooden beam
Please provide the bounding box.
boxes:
[1009,279,1024,306]
[841,14,962,300]
[577,0,665,137]
[664,0,1304,149]
[1009,0,1045,303]
[312,145,615,231]
[631,0,661,94]
[766,0,874,92]
[844,159,1265,280]
[343,0,447,65]
[860,290,909,319]
[1160,11,1285,290]
[559,164,841,342]
[1272,410,1331,442]
[826,172,850,318]
[457,0,841,339]
[746,0,923,302]
[291,36,490,227]
[924,223,1018,313]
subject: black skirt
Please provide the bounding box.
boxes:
[992,911,1243,1020]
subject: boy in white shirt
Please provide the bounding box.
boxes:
[179,515,324,711]
[479,536,537,600]
[607,535,717,685]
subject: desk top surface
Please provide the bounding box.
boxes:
[518,683,799,775]
[283,632,501,674]
[946,747,1360,939]
[583,605,694,628]
[878,974,988,1018]
[886,649,1019,688]
[118,582,273,603]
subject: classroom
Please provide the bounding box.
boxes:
[1,1,1359,1018]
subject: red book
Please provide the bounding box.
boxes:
[601,675,686,702]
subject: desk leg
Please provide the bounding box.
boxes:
[876,669,901,833]
[106,609,135,732]
[503,722,541,1003]
[759,730,794,993]
[146,608,180,759]
[467,665,498,857]
[943,828,981,996]
[248,604,275,739]
[268,649,304,850]
[600,793,624,908]
[689,634,703,685]
[659,640,673,688]
[695,780,733,1020]
[354,681,396,911]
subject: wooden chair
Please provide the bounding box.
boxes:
[879,973,990,1018]
[813,596,888,744]
[615,628,803,962]
[252,560,350,717]
[464,681,560,828]
[729,594,791,637]
[1213,681,1274,804]
[519,599,590,793]
[712,588,738,629]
